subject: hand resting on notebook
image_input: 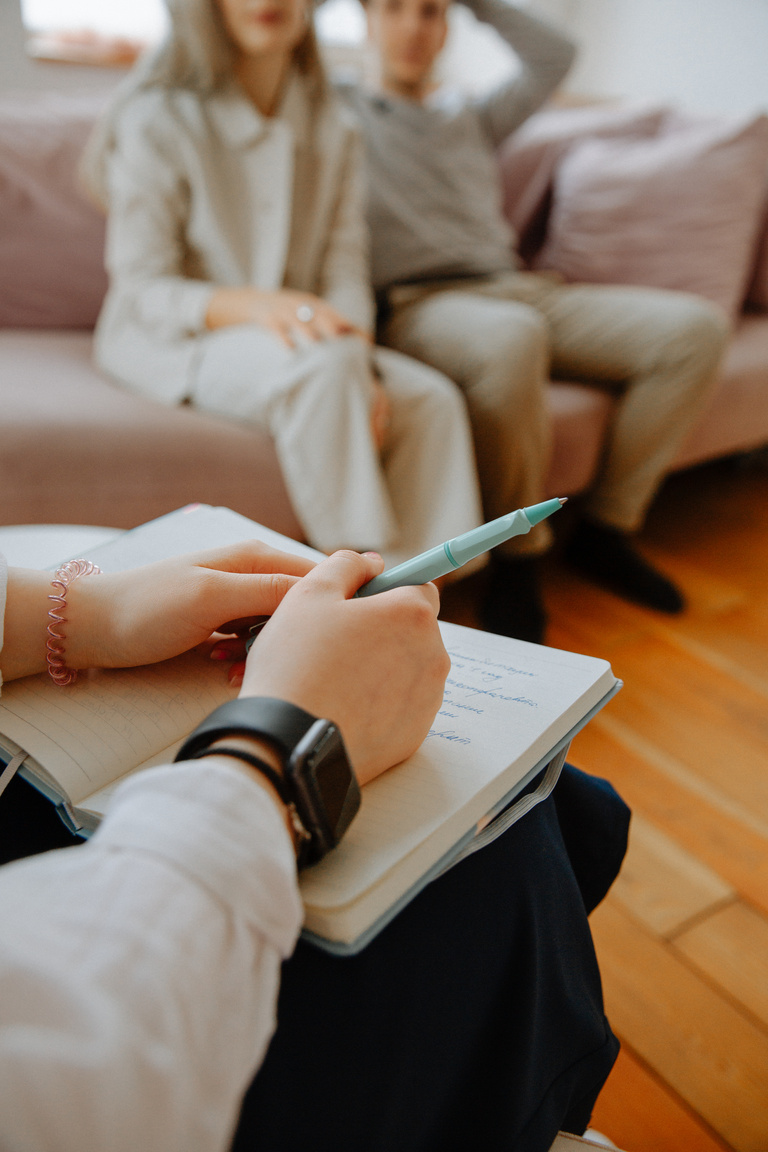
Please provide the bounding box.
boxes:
[0,543,448,785]
[0,540,315,682]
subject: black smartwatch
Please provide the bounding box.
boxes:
[175,697,361,867]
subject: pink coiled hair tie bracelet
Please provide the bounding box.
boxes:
[46,559,102,685]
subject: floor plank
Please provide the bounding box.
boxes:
[568,722,768,916]
[590,1046,734,1152]
[597,639,768,820]
[591,899,768,1152]
[442,457,768,1149]
[610,813,733,937]
[674,901,768,1030]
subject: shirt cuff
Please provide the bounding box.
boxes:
[92,759,303,959]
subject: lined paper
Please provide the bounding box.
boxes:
[300,623,615,923]
[0,652,234,806]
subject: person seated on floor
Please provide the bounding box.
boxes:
[81,0,483,576]
[335,0,730,641]
[0,540,629,1152]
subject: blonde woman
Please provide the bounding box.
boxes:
[83,0,482,565]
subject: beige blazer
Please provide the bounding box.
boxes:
[94,73,373,405]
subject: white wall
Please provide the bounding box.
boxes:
[3,0,768,115]
[562,0,768,116]
[0,0,126,95]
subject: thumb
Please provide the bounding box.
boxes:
[298,550,384,601]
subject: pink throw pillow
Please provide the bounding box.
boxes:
[534,113,768,319]
[497,103,666,259]
[0,94,109,328]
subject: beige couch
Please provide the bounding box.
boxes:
[2,93,767,534]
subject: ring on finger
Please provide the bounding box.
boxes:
[296,304,315,323]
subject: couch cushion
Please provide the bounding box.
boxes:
[497,103,666,263]
[674,314,768,468]
[544,381,615,497]
[535,112,768,319]
[0,94,108,329]
[0,330,303,537]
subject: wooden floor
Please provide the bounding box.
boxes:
[440,455,768,1152]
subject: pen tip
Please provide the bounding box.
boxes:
[558,497,568,505]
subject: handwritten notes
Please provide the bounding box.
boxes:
[300,623,616,920]
[429,647,542,747]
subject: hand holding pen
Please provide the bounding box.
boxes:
[239,499,566,661]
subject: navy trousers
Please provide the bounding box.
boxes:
[233,764,630,1152]
[1,763,629,1152]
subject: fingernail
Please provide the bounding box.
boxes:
[228,671,243,688]
[210,647,229,660]
[362,551,382,560]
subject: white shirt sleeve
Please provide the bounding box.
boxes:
[0,757,303,1152]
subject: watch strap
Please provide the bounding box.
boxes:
[175,697,319,766]
[175,697,359,869]
[188,745,292,806]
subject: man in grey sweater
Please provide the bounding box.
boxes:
[339,0,729,641]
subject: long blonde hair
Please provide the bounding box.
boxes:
[82,0,326,207]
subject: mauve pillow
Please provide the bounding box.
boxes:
[535,113,768,319]
[0,94,109,328]
[497,103,666,260]
[746,188,768,310]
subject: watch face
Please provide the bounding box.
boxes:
[291,721,361,855]
[310,727,355,831]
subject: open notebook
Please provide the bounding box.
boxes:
[0,505,620,954]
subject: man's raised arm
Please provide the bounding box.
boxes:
[464,0,576,147]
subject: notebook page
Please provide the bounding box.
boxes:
[78,504,322,573]
[0,651,235,806]
[77,738,186,818]
[300,622,615,914]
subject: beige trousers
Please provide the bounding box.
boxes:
[190,328,482,566]
[383,272,730,555]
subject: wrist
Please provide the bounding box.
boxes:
[204,736,302,857]
[0,568,52,680]
[175,698,361,867]
[60,573,110,670]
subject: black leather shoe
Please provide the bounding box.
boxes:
[479,555,547,643]
[564,520,685,613]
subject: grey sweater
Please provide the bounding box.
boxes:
[337,0,575,291]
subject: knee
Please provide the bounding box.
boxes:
[664,294,731,368]
[481,308,550,385]
[303,334,373,402]
[313,333,371,377]
[378,348,473,431]
[386,351,466,416]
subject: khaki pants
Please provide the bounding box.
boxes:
[382,272,729,555]
[190,329,482,567]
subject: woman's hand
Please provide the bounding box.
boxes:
[206,287,366,348]
[239,550,450,785]
[72,542,317,671]
[0,542,316,682]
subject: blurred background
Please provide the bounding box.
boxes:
[2,0,767,112]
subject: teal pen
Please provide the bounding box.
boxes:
[356,497,567,598]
